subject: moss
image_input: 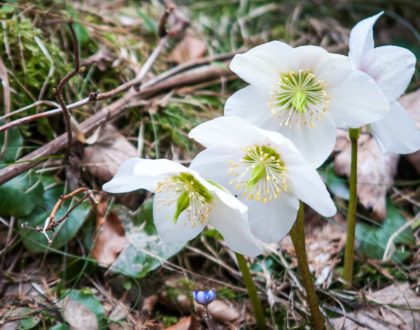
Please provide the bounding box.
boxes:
[0,15,70,110]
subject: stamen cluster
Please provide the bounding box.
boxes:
[228,145,288,203]
[269,69,329,127]
[156,173,213,227]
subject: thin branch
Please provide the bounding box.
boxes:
[53,22,81,159]
[0,52,236,134]
[0,56,11,159]
[21,187,90,243]
[0,66,231,185]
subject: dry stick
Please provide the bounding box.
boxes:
[0,100,60,122]
[0,52,236,134]
[53,22,81,158]
[0,56,11,159]
[0,65,231,185]
[21,187,90,243]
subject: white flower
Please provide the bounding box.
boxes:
[349,12,420,154]
[102,158,263,257]
[224,41,389,167]
[189,116,337,243]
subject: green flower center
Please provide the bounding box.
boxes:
[269,69,329,127]
[156,172,213,227]
[228,145,288,203]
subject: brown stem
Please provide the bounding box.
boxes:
[53,22,81,159]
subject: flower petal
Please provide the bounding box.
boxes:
[190,146,241,190]
[370,101,420,154]
[153,190,205,244]
[189,116,266,148]
[361,46,416,102]
[349,12,383,68]
[209,193,263,257]
[276,114,336,168]
[103,158,188,194]
[246,193,299,243]
[230,41,293,87]
[328,69,389,128]
[316,54,352,86]
[224,85,277,131]
[287,163,336,217]
[288,45,330,72]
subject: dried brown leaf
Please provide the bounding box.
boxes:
[167,31,206,64]
[400,89,420,173]
[334,131,399,219]
[206,300,240,324]
[91,201,125,267]
[331,283,420,329]
[281,218,345,289]
[83,125,137,182]
[165,316,191,330]
[81,48,116,71]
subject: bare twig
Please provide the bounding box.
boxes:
[0,56,11,159]
[22,187,91,243]
[0,52,236,134]
[0,64,231,185]
[53,22,81,159]
[158,6,174,38]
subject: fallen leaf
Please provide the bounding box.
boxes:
[83,125,137,182]
[330,283,420,329]
[110,202,183,278]
[167,31,206,64]
[108,301,130,322]
[165,316,191,330]
[91,201,125,267]
[281,217,345,289]
[81,47,116,71]
[206,300,240,324]
[62,297,98,330]
[400,89,420,173]
[334,131,399,219]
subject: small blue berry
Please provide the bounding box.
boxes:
[193,290,216,305]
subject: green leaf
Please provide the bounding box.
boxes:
[0,126,23,163]
[110,200,183,278]
[356,200,415,263]
[61,289,105,329]
[19,316,41,330]
[67,8,90,45]
[323,164,349,200]
[49,323,69,330]
[0,173,44,217]
[17,183,91,253]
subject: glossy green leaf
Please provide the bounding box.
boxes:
[0,126,23,163]
[49,323,69,330]
[17,183,91,253]
[323,164,349,200]
[0,174,44,217]
[356,200,415,263]
[19,315,41,330]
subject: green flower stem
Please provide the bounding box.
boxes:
[342,127,360,288]
[290,203,324,330]
[235,253,266,329]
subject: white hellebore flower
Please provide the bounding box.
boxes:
[225,41,389,167]
[102,158,262,257]
[189,116,337,243]
[349,12,420,154]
